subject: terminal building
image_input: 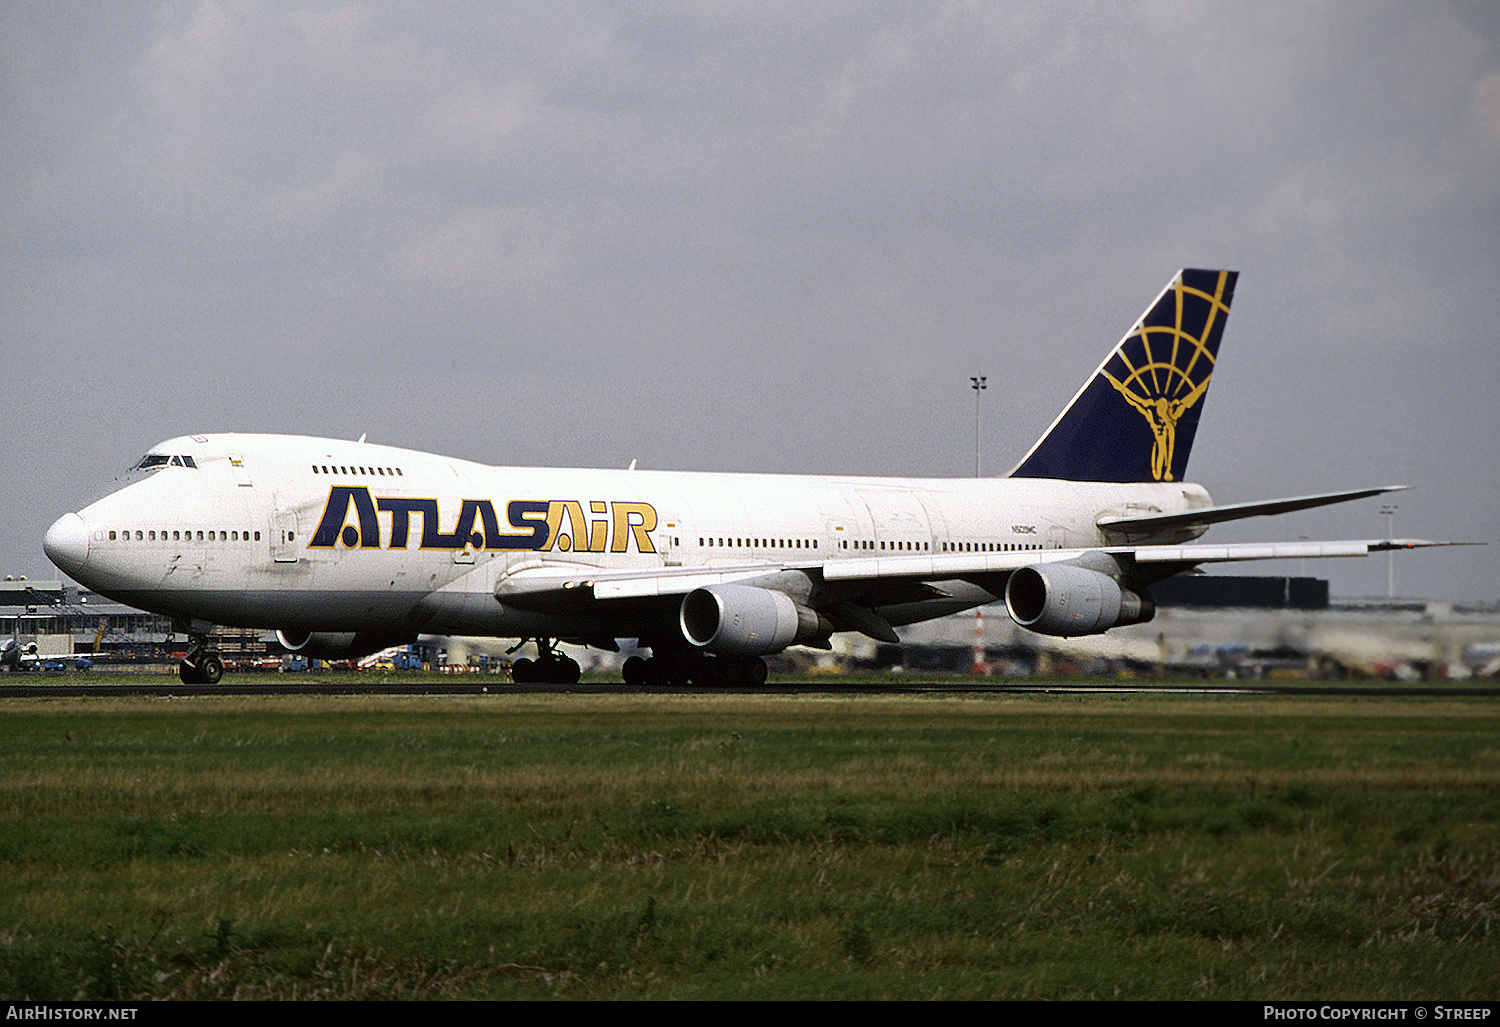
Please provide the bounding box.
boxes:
[847,577,1500,681]
[1,578,271,669]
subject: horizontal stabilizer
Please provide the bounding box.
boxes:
[1098,485,1407,535]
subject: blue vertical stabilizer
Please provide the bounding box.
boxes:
[1009,268,1238,483]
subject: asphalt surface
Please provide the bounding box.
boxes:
[1,675,1497,699]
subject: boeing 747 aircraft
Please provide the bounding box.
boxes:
[43,270,1451,685]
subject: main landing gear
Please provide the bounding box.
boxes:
[621,650,768,688]
[508,639,581,684]
[178,636,224,685]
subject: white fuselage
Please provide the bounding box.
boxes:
[45,433,1212,641]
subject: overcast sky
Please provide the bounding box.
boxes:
[3,1,1497,603]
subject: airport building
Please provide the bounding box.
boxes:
[848,578,1500,681]
[1,578,272,669]
[6,575,1498,679]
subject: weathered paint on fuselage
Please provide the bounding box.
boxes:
[49,433,1212,640]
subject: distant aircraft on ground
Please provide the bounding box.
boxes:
[0,639,40,672]
[44,269,1455,685]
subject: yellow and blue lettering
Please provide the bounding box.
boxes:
[309,486,382,548]
[499,500,550,549]
[308,488,656,554]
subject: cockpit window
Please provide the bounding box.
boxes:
[131,454,198,471]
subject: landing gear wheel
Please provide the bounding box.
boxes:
[545,654,581,684]
[739,657,768,686]
[178,654,223,685]
[643,654,694,687]
[510,653,580,684]
[684,655,768,687]
[621,655,647,687]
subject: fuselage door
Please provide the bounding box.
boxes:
[272,509,300,564]
[655,516,682,566]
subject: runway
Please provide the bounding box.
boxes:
[1,675,1496,699]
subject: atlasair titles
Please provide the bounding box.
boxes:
[308,486,657,554]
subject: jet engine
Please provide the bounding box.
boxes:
[276,630,415,661]
[679,584,832,657]
[1004,562,1156,637]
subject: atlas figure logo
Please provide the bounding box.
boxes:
[1100,271,1231,482]
[308,486,659,554]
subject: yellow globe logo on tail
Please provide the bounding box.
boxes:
[1100,272,1232,481]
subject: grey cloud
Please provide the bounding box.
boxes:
[3,1,1496,602]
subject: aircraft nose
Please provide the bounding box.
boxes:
[44,513,91,577]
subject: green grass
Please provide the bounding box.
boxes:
[0,687,1496,999]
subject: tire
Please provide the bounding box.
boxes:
[544,654,581,684]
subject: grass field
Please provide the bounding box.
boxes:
[0,681,1496,1000]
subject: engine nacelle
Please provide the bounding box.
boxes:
[679,584,831,657]
[1004,563,1156,637]
[275,630,414,661]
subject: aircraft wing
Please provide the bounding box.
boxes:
[1096,485,1407,535]
[489,536,1462,606]
[495,560,797,603]
[823,537,1461,582]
